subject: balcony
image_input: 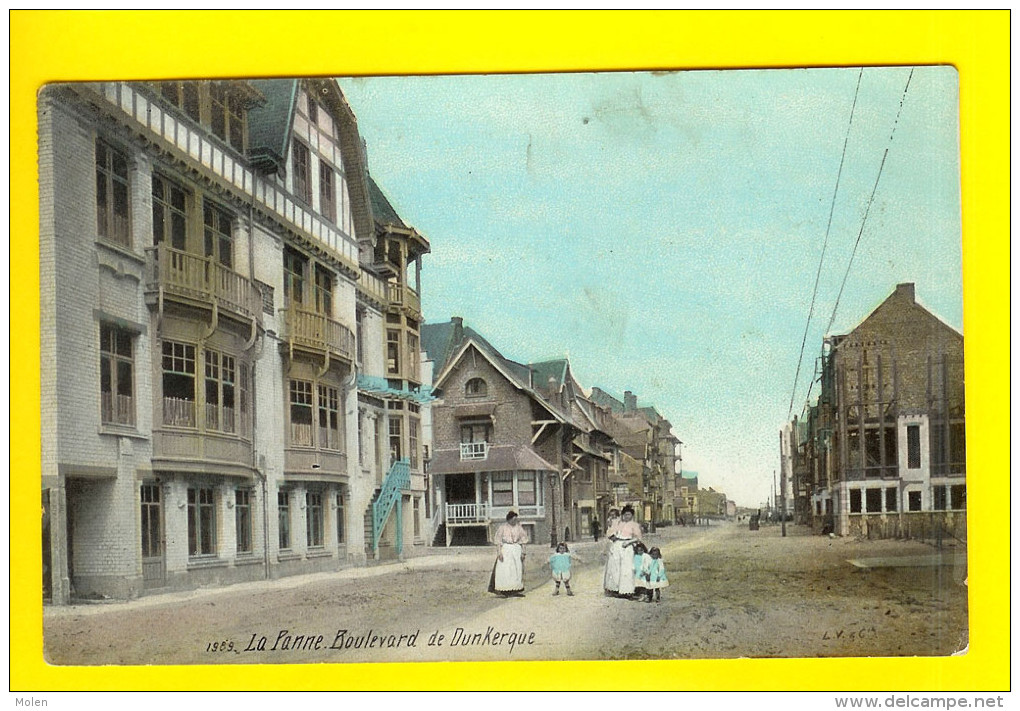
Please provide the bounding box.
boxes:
[460,442,489,461]
[387,282,422,317]
[445,502,489,525]
[146,243,262,325]
[278,306,355,365]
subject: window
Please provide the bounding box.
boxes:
[307,97,318,126]
[292,140,312,204]
[140,484,161,559]
[306,491,323,547]
[314,265,333,316]
[152,175,188,250]
[278,491,291,550]
[238,363,250,437]
[160,81,201,122]
[100,324,134,426]
[409,418,419,468]
[162,341,196,427]
[320,160,336,223]
[407,333,420,378]
[204,350,237,433]
[335,492,345,544]
[187,487,216,556]
[908,490,922,512]
[518,472,537,506]
[933,486,947,511]
[950,484,966,510]
[283,248,306,306]
[209,82,246,152]
[907,425,921,469]
[289,379,314,446]
[413,497,421,537]
[465,377,488,398]
[235,489,252,554]
[318,385,340,450]
[355,309,364,365]
[491,472,513,507]
[865,488,881,514]
[460,421,491,460]
[389,415,402,463]
[885,487,897,513]
[387,330,400,374]
[203,201,233,269]
[849,489,862,514]
[95,139,130,246]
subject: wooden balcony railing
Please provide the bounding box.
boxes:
[387,282,422,316]
[146,243,261,323]
[445,502,489,525]
[460,442,489,460]
[279,306,355,364]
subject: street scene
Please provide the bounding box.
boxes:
[43,521,967,665]
[37,66,967,668]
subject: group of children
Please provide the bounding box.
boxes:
[547,541,669,602]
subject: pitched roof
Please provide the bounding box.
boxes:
[368,174,407,229]
[246,79,298,173]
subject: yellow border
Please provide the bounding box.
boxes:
[11,10,1009,691]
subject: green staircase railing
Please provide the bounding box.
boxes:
[372,458,410,556]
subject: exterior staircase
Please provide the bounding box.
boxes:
[370,458,410,558]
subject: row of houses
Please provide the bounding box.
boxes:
[420,318,685,548]
[779,283,966,540]
[39,77,689,604]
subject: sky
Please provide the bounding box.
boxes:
[338,67,962,508]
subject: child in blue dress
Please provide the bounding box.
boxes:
[631,541,651,601]
[548,542,581,596]
[645,546,669,603]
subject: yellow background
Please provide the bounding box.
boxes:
[10,10,1009,691]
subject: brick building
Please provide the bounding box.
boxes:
[786,283,966,539]
[40,78,429,604]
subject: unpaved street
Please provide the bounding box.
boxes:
[43,522,968,665]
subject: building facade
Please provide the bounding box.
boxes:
[786,283,966,539]
[40,78,429,604]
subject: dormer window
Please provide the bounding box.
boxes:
[465,377,488,398]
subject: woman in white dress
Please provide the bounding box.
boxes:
[488,511,528,596]
[603,505,642,597]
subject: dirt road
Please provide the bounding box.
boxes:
[43,522,968,666]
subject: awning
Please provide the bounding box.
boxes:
[428,445,559,475]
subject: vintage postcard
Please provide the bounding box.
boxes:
[13,10,1008,695]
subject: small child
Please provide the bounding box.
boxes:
[645,546,669,603]
[631,541,651,601]
[548,542,580,596]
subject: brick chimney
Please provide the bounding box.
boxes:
[624,390,637,413]
[895,283,915,303]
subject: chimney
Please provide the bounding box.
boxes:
[895,282,915,303]
[624,391,637,413]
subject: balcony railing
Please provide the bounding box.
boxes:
[279,306,355,364]
[387,282,422,316]
[101,393,135,427]
[460,442,489,461]
[146,243,261,323]
[446,502,489,525]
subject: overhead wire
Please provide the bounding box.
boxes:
[786,68,864,422]
[798,67,916,417]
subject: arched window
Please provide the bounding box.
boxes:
[465,377,488,398]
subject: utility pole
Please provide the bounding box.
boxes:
[779,432,787,538]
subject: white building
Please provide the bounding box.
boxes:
[40,78,429,604]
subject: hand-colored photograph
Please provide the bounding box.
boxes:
[39,66,968,665]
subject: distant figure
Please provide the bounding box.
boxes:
[749,513,760,531]
[591,517,601,542]
[645,546,669,603]
[488,511,528,597]
[548,542,581,596]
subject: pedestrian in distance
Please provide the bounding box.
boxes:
[645,546,669,603]
[488,510,528,597]
[591,516,601,542]
[548,542,581,596]
[603,504,642,598]
[631,541,651,601]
